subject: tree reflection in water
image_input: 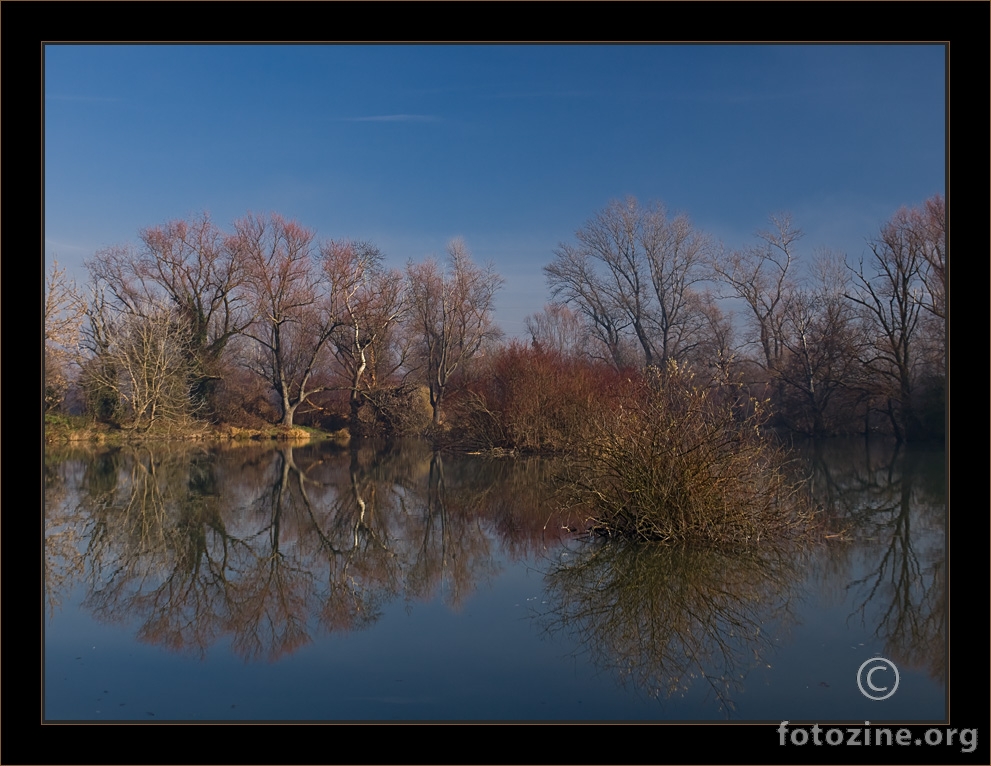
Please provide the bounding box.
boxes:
[44,437,944,702]
[44,441,564,663]
[540,540,801,716]
[803,438,945,685]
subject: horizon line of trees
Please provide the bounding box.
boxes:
[46,212,502,434]
[45,195,945,442]
[526,194,944,442]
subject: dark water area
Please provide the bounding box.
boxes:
[43,437,945,721]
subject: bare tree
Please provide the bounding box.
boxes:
[44,258,87,411]
[916,194,945,321]
[777,250,863,435]
[643,210,712,364]
[321,239,408,433]
[85,243,146,315]
[846,204,932,441]
[406,238,503,425]
[80,297,201,431]
[711,214,801,375]
[86,213,250,409]
[138,213,250,364]
[524,303,590,357]
[80,282,123,421]
[557,198,658,365]
[683,289,736,384]
[911,195,946,411]
[545,197,712,369]
[543,243,629,368]
[234,213,339,428]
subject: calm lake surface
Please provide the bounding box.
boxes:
[44,437,945,721]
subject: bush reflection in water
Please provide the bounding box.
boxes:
[44,437,944,719]
[541,539,801,715]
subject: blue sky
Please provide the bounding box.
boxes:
[45,44,945,338]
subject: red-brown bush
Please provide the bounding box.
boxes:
[456,342,638,453]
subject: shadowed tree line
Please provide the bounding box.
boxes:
[46,195,943,443]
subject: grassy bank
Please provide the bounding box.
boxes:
[43,413,350,446]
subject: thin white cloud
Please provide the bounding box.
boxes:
[489,90,590,100]
[344,114,439,123]
[46,94,120,103]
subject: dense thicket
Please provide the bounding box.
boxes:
[559,362,816,544]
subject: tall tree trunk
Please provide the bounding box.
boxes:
[280,388,296,427]
[886,398,903,443]
[431,387,444,425]
[349,389,363,435]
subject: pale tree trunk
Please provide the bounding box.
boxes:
[430,386,444,425]
[280,396,296,428]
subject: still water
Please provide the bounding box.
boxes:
[44,438,945,721]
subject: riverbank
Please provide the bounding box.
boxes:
[43,413,350,446]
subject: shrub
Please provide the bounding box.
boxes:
[212,365,282,427]
[362,383,434,437]
[560,361,816,546]
[457,342,636,453]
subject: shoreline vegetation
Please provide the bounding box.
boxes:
[45,195,944,545]
[44,413,350,446]
[44,360,822,547]
[556,364,819,546]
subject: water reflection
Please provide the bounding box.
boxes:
[44,441,569,662]
[534,439,945,716]
[44,438,945,718]
[541,541,801,716]
[803,438,945,683]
